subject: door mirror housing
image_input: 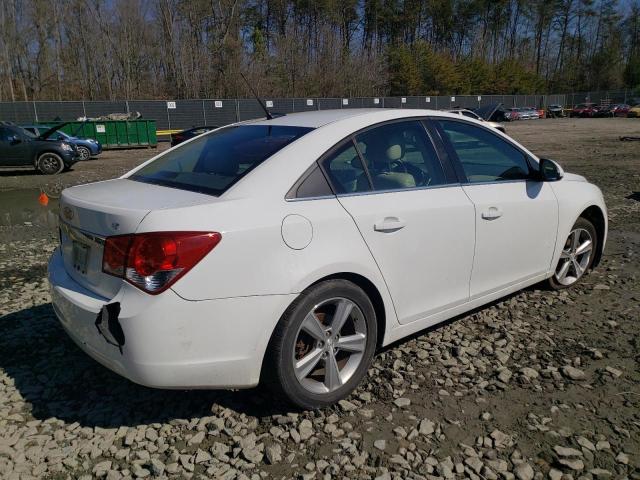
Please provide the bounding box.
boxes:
[9,135,22,145]
[538,158,563,181]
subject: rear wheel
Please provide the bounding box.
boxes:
[266,280,377,409]
[77,146,91,161]
[548,217,597,289]
[37,153,64,175]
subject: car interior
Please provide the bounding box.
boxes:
[324,121,446,193]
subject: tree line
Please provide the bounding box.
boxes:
[0,0,638,102]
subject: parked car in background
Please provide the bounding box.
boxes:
[520,107,540,120]
[170,126,218,147]
[611,104,631,117]
[48,109,607,409]
[570,103,599,118]
[593,106,616,117]
[546,105,565,118]
[22,125,102,161]
[505,108,521,121]
[447,109,506,133]
[627,105,640,118]
[0,123,79,174]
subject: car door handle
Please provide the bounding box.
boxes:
[481,207,503,220]
[374,217,406,232]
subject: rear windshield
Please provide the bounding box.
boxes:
[131,124,313,195]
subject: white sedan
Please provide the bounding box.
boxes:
[48,109,607,409]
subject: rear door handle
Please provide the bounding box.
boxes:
[481,207,503,220]
[374,217,406,232]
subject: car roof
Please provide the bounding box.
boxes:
[247,108,467,129]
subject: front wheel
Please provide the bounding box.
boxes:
[548,217,597,289]
[266,280,377,409]
[77,146,91,161]
[37,153,64,175]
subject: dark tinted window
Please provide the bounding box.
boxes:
[322,141,371,194]
[0,127,13,141]
[355,120,446,190]
[131,125,313,195]
[287,164,333,199]
[438,120,531,183]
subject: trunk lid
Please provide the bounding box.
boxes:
[59,178,216,298]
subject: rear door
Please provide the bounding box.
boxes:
[434,118,558,298]
[321,120,475,325]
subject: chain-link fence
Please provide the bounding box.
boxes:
[0,90,635,131]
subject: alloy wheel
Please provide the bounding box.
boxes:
[292,297,367,394]
[39,154,63,174]
[554,228,593,286]
[78,146,90,161]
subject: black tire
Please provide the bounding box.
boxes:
[265,279,378,409]
[77,146,91,161]
[37,153,64,175]
[548,217,598,290]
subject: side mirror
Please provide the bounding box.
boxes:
[538,158,563,181]
[9,135,22,145]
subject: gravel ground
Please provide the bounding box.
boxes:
[0,118,639,480]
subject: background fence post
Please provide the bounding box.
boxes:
[235,99,240,122]
[82,100,87,118]
[33,101,38,122]
[202,100,206,125]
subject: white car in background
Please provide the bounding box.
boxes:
[49,109,607,409]
[447,109,506,133]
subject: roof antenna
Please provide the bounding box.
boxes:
[238,71,273,120]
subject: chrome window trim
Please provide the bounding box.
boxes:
[335,181,462,198]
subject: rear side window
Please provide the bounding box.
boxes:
[131,125,313,195]
[437,120,531,183]
[322,141,371,194]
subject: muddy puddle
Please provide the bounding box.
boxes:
[0,186,62,230]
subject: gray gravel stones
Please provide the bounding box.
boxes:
[561,365,587,380]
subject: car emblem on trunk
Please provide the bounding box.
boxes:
[62,206,74,221]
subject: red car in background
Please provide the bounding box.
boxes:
[570,103,599,117]
[612,104,631,117]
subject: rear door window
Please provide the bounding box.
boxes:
[131,124,313,195]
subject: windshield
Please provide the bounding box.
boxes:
[131,124,313,196]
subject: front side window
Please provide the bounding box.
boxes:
[355,120,446,190]
[437,120,531,183]
[131,124,313,195]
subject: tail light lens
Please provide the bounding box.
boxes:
[102,232,221,294]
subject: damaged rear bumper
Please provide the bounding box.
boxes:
[48,248,295,389]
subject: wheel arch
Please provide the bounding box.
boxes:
[34,149,64,167]
[579,205,606,268]
[306,272,387,349]
[259,271,389,384]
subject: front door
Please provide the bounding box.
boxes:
[435,119,559,298]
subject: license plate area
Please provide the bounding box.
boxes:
[72,241,90,275]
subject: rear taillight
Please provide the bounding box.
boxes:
[102,232,221,294]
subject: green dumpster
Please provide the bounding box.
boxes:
[41,120,157,150]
